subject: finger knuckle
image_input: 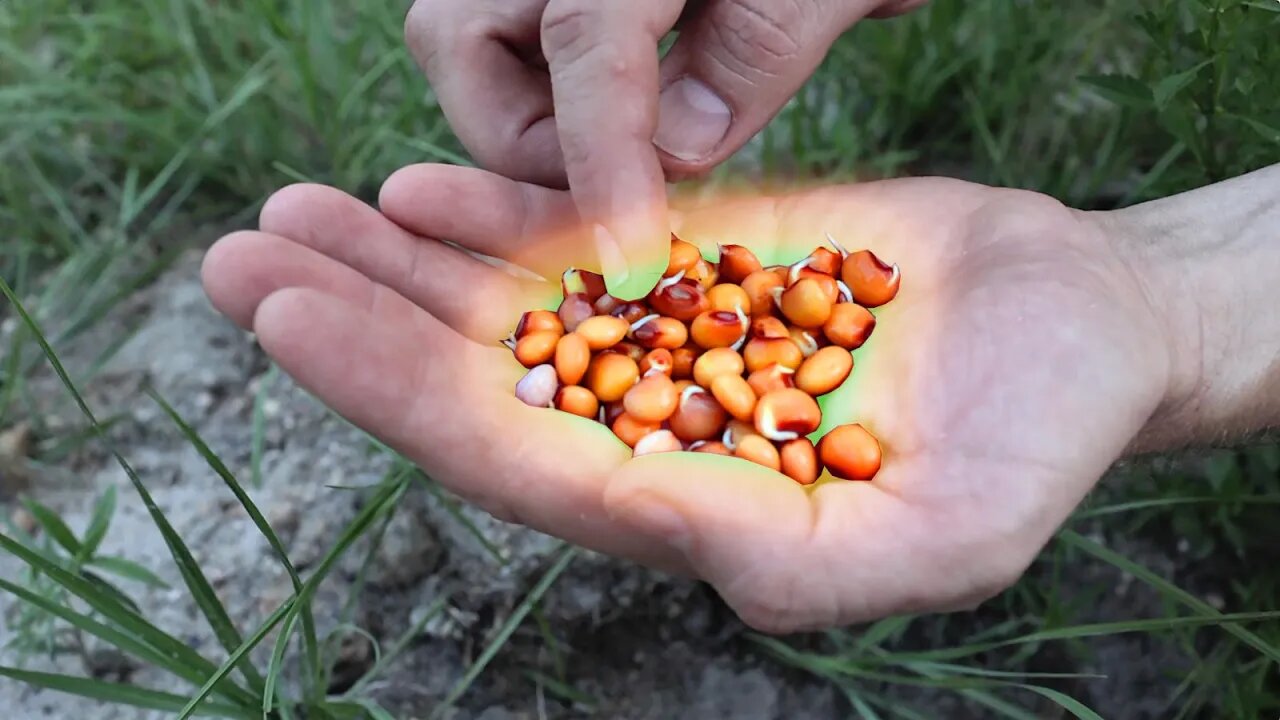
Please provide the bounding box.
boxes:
[541,0,605,65]
[709,0,809,73]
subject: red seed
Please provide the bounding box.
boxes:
[668,386,729,443]
[632,316,689,350]
[841,250,901,308]
[752,316,790,340]
[555,386,599,418]
[734,434,781,471]
[691,440,733,456]
[649,278,711,321]
[558,293,595,332]
[666,238,703,277]
[515,310,564,340]
[780,438,821,485]
[754,388,822,441]
[554,333,590,385]
[746,364,795,397]
[818,424,883,480]
[610,301,650,324]
[639,348,675,377]
[562,268,607,302]
[624,373,679,423]
[795,346,854,396]
[690,310,747,350]
[671,347,698,380]
[743,337,804,373]
[823,304,876,350]
[741,270,785,317]
[515,330,560,368]
[718,245,763,284]
[804,248,842,276]
[612,412,661,448]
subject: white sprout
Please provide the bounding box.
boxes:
[680,384,707,406]
[722,427,738,451]
[656,269,686,293]
[643,364,669,378]
[837,279,854,303]
[756,403,799,442]
[788,256,815,285]
[730,305,750,352]
[768,285,785,311]
[825,231,850,258]
[795,331,818,358]
[628,313,661,338]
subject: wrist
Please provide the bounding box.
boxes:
[1089,164,1280,453]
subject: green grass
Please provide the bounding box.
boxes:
[2,0,1278,718]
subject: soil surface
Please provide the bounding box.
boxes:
[0,249,1240,719]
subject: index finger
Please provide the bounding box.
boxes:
[540,0,687,301]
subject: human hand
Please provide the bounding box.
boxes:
[402,0,927,300]
[201,165,1179,633]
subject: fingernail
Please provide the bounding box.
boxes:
[654,77,732,162]
[616,494,692,553]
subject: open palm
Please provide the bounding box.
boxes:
[202,165,1169,633]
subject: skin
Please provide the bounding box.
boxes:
[201,162,1279,633]
[402,0,927,300]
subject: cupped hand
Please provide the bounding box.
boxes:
[403,0,927,299]
[201,165,1171,633]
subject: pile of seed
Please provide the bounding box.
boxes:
[506,235,900,485]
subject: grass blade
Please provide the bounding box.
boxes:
[78,485,117,560]
[150,389,319,695]
[1073,493,1280,519]
[263,610,300,716]
[0,276,266,693]
[176,599,296,720]
[883,611,1280,664]
[86,555,172,589]
[1018,685,1104,720]
[249,363,279,488]
[0,532,255,706]
[0,577,226,696]
[432,545,577,718]
[845,688,885,720]
[20,498,82,556]
[1059,530,1280,664]
[0,667,254,719]
[353,699,397,720]
[177,476,409,720]
[851,615,914,653]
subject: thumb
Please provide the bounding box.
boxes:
[653,0,881,170]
